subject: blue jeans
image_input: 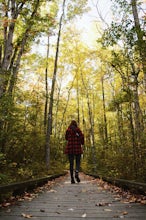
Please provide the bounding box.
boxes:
[68,154,81,178]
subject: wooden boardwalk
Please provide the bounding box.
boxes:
[0,173,146,219]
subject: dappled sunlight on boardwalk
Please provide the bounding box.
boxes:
[0,173,146,220]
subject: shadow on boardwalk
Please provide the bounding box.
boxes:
[0,173,146,220]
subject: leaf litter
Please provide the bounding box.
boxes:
[0,175,66,209]
[91,176,146,205]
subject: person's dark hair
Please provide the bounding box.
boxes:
[69,120,77,127]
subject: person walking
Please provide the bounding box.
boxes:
[65,120,84,184]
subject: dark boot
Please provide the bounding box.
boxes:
[75,171,80,183]
[70,170,75,184]
[71,177,75,184]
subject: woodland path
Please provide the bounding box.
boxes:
[0,173,146,220]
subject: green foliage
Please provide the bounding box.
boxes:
[66,0,89,20]
[0,173,9,184]
[100,19,137,48]
[108,89,133,111]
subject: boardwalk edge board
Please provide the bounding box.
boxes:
[0,172,67,196]
[85,172,146,195]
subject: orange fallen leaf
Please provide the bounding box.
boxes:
[141,200,146,205]
[3,203,11,207]
[123,211,128,215]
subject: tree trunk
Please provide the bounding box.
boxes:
[0,0,28,97]
[8,0,40,96]
[128,102,138,178]
[44,35,50,134]
[101,76,108,145]
[131,0,146,91]
[0,0,41,152]
[80,71,96,169]
[57,73,76,140]
[116,104,125,144]
[77,75,80,124]
[131,72,144,172]
[0,0,40,98]
[45,0,66,169]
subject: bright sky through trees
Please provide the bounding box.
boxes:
[32,0,112,54]
[75,0,112,47]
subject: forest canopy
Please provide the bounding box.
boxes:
[0,0,146,185]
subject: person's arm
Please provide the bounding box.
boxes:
[78,128,84,145]
[65,129,69,140]
[80,133,84,145]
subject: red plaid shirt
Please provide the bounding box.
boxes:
[65,126,84,154]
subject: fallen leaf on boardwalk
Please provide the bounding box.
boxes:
[68,208,74,211]
[40,209,45,212]
[95,202,111,206]
[49,189,57,193]
[113,215,120,218]
[104,208,112,212]
[114,197,121,201]
[82,189,87,193]
[21,213,33,218]
[82,213,87,217]
[18,198,24,202]
[123,201,130,204]
[2,203,11,207]
[129,197,137,203]
[141,200,146,205]
[23,192,36,201]
[122,211,128,215]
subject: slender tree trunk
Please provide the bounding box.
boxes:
[80,70,96,169]
[131,0,146,91]
[45,0,66,169]
[81,73,95,147]
[131,72,143,172]
[128,102,138,178]
[116,104,124,144]
[101,77,108,145]
[44,35,50,134]
[54,80,62,138]
[77,75,80,124]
